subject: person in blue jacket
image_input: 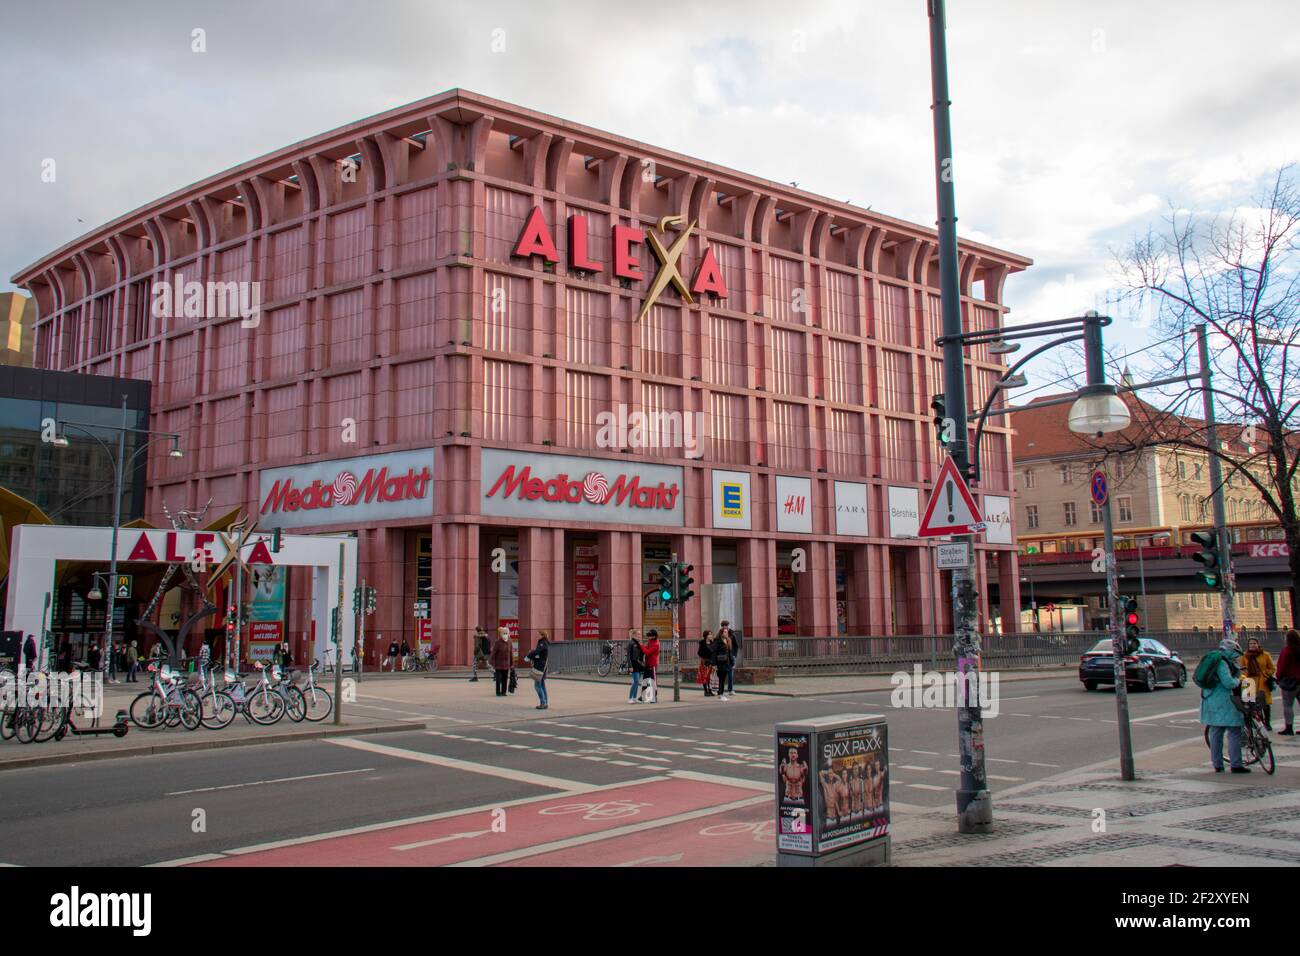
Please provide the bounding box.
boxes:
[1201,637,1248,773]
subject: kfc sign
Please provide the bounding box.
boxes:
[480,448,684,527]
[513,207,728,321]
[259,449,435,529]
[1249,542,1290,558]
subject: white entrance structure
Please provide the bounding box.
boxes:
[4,524,357,667]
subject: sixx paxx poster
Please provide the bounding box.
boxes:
[814,723,889,852]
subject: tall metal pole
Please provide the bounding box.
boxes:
[333,542,344,725]
[102,396,127,684]
[1083,317,1136,780]
[1197,324,1237,637]
[928,0,991,832]
[671,552,681,703]
[1137,537,1148,621]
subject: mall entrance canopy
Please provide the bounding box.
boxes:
[3,524,357,667]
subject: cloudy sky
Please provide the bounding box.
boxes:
[3,0,1296,390]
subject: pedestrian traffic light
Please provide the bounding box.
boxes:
[1124,598,1140,655]
[658,563,675,602]
[1190,530,1222,589]
[931,393,948,447]
[678,564,695,604]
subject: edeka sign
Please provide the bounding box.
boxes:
[259,449,435,530]
[480,448,684,527]
[512,208,728,322]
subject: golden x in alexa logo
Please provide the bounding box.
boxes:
[636,216,696,323]
[203,517,257,591]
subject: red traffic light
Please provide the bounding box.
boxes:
[1126,612,1139,626]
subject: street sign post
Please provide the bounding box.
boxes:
[1090,470,1108,506]
[935,542,970,570]
[919,457,984,538]
[115,574,132,599]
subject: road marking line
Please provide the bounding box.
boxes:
[1040,715,1063,719]
[1132,708,1199,722]
[995,695,1040,701]
[898,765,933,771]
[668,769,770,791]
[393,829,492,851]
[164,768,375,796]
[1067,717,1093,722]
[144,854,225,867]
[450,794,771,867]
[330,736,592,792]
[1026,762,1061,768]
[986,774,1023,782]
[906,783,947,791]
[910,750,940,755]
[986,758,1020,764]
[149,776,667,865]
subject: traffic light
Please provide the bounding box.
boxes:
[678,564,695,604]
[226,602,237,641]
[658,563,675,602]
[931,393,948,447]
[1190,530,1222,589]
[270,527,283,553]
[1123,597,1140,655]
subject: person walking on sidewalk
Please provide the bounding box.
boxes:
[400,639,412,672]
[470,626,490,682]
[712,631,734,702]
[697,629,715,696]
[126,640,140,683]
[641,629,661,703]
[1277,629,1300,735]
[383,638,399,672]
[525,631,550,710]
[1201,637,1249,773]
[1238,636,1277,729]
[490,626,513,697]
[626,630,646,704]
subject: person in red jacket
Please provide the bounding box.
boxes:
[641,629,661,703]
[490,627,514,697]
[1277,628,1300,735]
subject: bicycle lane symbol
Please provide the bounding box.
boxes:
[697,820,775,843]
[537,799,651,822]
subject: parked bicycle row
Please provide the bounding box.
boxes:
[0,659,333,744]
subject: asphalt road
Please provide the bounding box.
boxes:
[0,675,1205,866]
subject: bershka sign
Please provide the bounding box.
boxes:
[259,449,435,529]
[481,448,684,527]
[512,207,728,321]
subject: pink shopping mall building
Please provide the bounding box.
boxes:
[12,89,1031,667]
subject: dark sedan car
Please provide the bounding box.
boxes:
[1079,638,1187,692]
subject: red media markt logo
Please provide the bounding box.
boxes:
[261,465,432,515]
[486,463,679,511]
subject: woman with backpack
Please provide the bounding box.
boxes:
[1278,629,1300,736]
[1238,636,1277,730]
[641,630,661,703]
[1199,637,1248,773]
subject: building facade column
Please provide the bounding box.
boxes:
[738,535,776,639]
[598,529,641,642]
[517,525,567,649]
[432,521,479,667]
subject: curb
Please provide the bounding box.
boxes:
[0,720,416,772]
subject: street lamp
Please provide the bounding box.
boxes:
[55,395,183,682]
[1067,311,1136,780]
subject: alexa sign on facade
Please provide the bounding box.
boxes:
[512,208,728,321]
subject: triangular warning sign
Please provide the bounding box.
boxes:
[919,457,984,537]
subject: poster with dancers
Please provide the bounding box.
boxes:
[776,731,812,852]
[815,723,889,852]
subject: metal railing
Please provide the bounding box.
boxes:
[544,630,1287,676]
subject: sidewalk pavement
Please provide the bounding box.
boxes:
[888,733,1300,866]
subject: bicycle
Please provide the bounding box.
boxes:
[1204,697,1275,775]
[129,664,203,730]
[294,661,333,722]
[596,641,629,678]
[244,662,287,724]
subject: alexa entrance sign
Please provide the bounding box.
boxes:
[919,457,984,537]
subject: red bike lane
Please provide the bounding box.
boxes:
[190,777,770,867]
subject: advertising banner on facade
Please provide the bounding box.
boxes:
[498,538,519,641]
[982,495,1012,544]
[259,449,435,530]
[711,469,752,530]
[887,486,920,539]
[775,475,813,534]
[834,481,869,537]
[641,545,674,638]
[481,448,683,527]
[249,566,285,623]
[574,544,600,639]
[248,620,282,661]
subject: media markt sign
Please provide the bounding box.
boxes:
[259,448,435,529]
[480,448,684,528]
